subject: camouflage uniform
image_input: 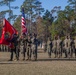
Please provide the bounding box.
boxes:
[64,36,71,58]
[70,38,74,58]
[60,40,63,57]
[19,36,27,60]
[9,34,19,61]
[52,37,57,58]
[47,38,52,58]
[16,38,20,60]
[31,34,38,60]
[56,36,62,58]
[26,35,32,60]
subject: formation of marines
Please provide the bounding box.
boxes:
[47,35,76,58]
[0,33,39,61]
[0,33,76,61]
[12,33,38,61]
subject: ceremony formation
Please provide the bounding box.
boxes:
[0,18,76,61]
[0,0,76,75]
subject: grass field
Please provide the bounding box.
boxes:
[0,50,76,75]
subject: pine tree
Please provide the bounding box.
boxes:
[0,0,18,23]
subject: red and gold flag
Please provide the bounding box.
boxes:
[0,19,18,48]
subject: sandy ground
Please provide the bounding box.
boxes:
[0,50,76,75]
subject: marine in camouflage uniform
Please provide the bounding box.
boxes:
[52,37,57,58]
[8,34,19,61]
[56,36,62,58]
[64,36,71,58]
[60,40,63,57]
[31,33,38,61]
[26,34,32,60]
[15,38,20,60]
[19,34,27,60]
[47,37,52,58]
[69,37,74,58]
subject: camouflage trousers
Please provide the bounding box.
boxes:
[26,46,32,59]
[56,47,62,57]
[47,46,52,57]
[20,45,26,59]
[65,48,70,58]
[32,45,37,60]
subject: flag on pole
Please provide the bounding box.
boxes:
[0,19,18,48]
[21,7,27,35]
